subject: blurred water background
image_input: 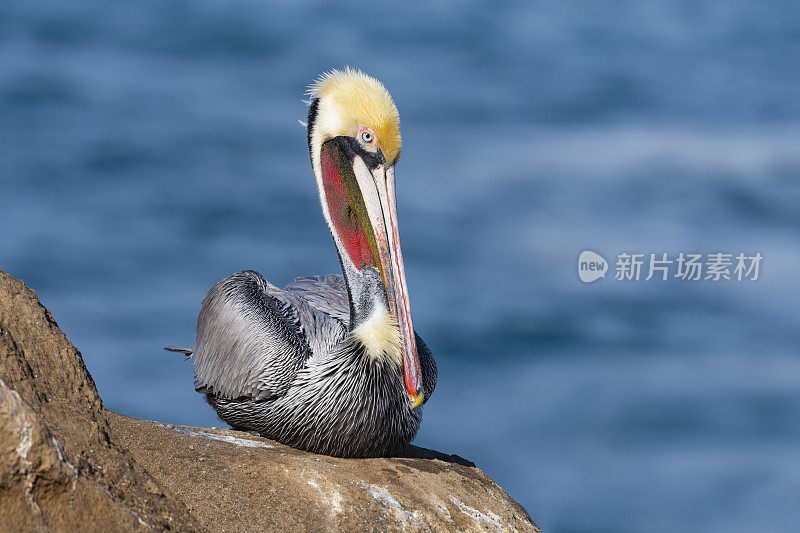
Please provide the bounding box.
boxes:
[2,1,800,532]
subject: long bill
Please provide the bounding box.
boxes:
[351,160,424,408]
[318,137,424,408]
[376,165,422,407]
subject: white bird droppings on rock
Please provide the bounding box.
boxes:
[450,496,507,530]
[360,482,422,524]
[307,477,344,517]
[160,424,275,448]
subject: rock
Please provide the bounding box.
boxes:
[0,378,151,532]
[0,269,539,532]
[0,270,202,532]
[108,415,537,532]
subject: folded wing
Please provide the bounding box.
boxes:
[192,270,346,401]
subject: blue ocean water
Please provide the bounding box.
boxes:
[2,1,800,531]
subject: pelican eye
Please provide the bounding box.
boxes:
[361,131,373,143]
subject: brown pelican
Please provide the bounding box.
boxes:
[168,68,437,458]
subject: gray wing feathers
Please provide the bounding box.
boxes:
[192,271,347,401]
[282,274,349,358]
[193,271,310,401]
[164,345,193,356]
[284,274,349,323]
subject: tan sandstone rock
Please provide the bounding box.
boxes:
[0,378,153,532]
[0,269,539,532]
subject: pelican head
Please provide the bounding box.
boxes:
[306,68,423,408]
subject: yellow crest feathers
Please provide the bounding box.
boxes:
[307,67,402,164]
